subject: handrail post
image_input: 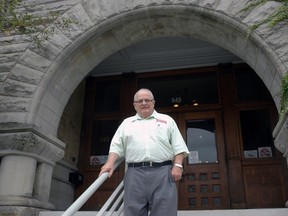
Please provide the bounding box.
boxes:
[96,181,124,216]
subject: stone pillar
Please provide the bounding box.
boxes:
[33,163,54,202]
[0,129,65,215]
[273,112,288,166]
[273,112,288,208]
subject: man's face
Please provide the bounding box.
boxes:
[133,90,155,118]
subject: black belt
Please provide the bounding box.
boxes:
[128,160,172,168]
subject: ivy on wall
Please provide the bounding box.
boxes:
[0,0,75,47]
[1,0,287,46]
[241,0,288,35]
[242,0,288,114]
[280,74,288,115]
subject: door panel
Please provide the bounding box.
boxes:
[178,111,229,210]
[243,164,287,208]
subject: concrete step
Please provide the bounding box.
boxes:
[39,208,288,216]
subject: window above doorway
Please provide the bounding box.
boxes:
[235,69,272,102]
[138,72,219,108]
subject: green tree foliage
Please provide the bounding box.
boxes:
[280,74,288,114]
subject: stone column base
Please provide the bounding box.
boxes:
[0,195,55,216]
[0,206,42,216]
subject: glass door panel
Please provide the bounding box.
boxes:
[186,119,218,164]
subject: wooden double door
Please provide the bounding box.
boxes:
[175,110,287,210]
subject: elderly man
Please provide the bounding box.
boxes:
[99,88,189,216]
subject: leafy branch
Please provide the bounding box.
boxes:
[241,0,288,35]
[0,0,75,47]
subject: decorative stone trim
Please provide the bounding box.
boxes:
[0,130,65,165]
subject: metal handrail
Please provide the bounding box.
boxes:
[61,158,124,216]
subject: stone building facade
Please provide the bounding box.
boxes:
[0,0,288,215]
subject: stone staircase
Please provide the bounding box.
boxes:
[39,208,288,216]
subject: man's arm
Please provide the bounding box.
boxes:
[174,152,185,165]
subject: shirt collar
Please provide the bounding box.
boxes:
[132,110,157,121]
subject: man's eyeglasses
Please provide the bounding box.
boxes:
[134,99,154,104]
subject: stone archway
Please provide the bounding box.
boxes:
[35,3,286,137]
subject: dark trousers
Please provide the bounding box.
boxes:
[124,165,177,216]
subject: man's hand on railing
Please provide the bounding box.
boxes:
[99,152,119,177]
[99,163,114,177]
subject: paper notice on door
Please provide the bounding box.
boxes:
[90,155,108,165]
[188,151,199,164]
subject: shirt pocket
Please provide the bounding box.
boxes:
[155,121,169,142]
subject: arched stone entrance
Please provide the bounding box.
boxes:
[36,3,285,136]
